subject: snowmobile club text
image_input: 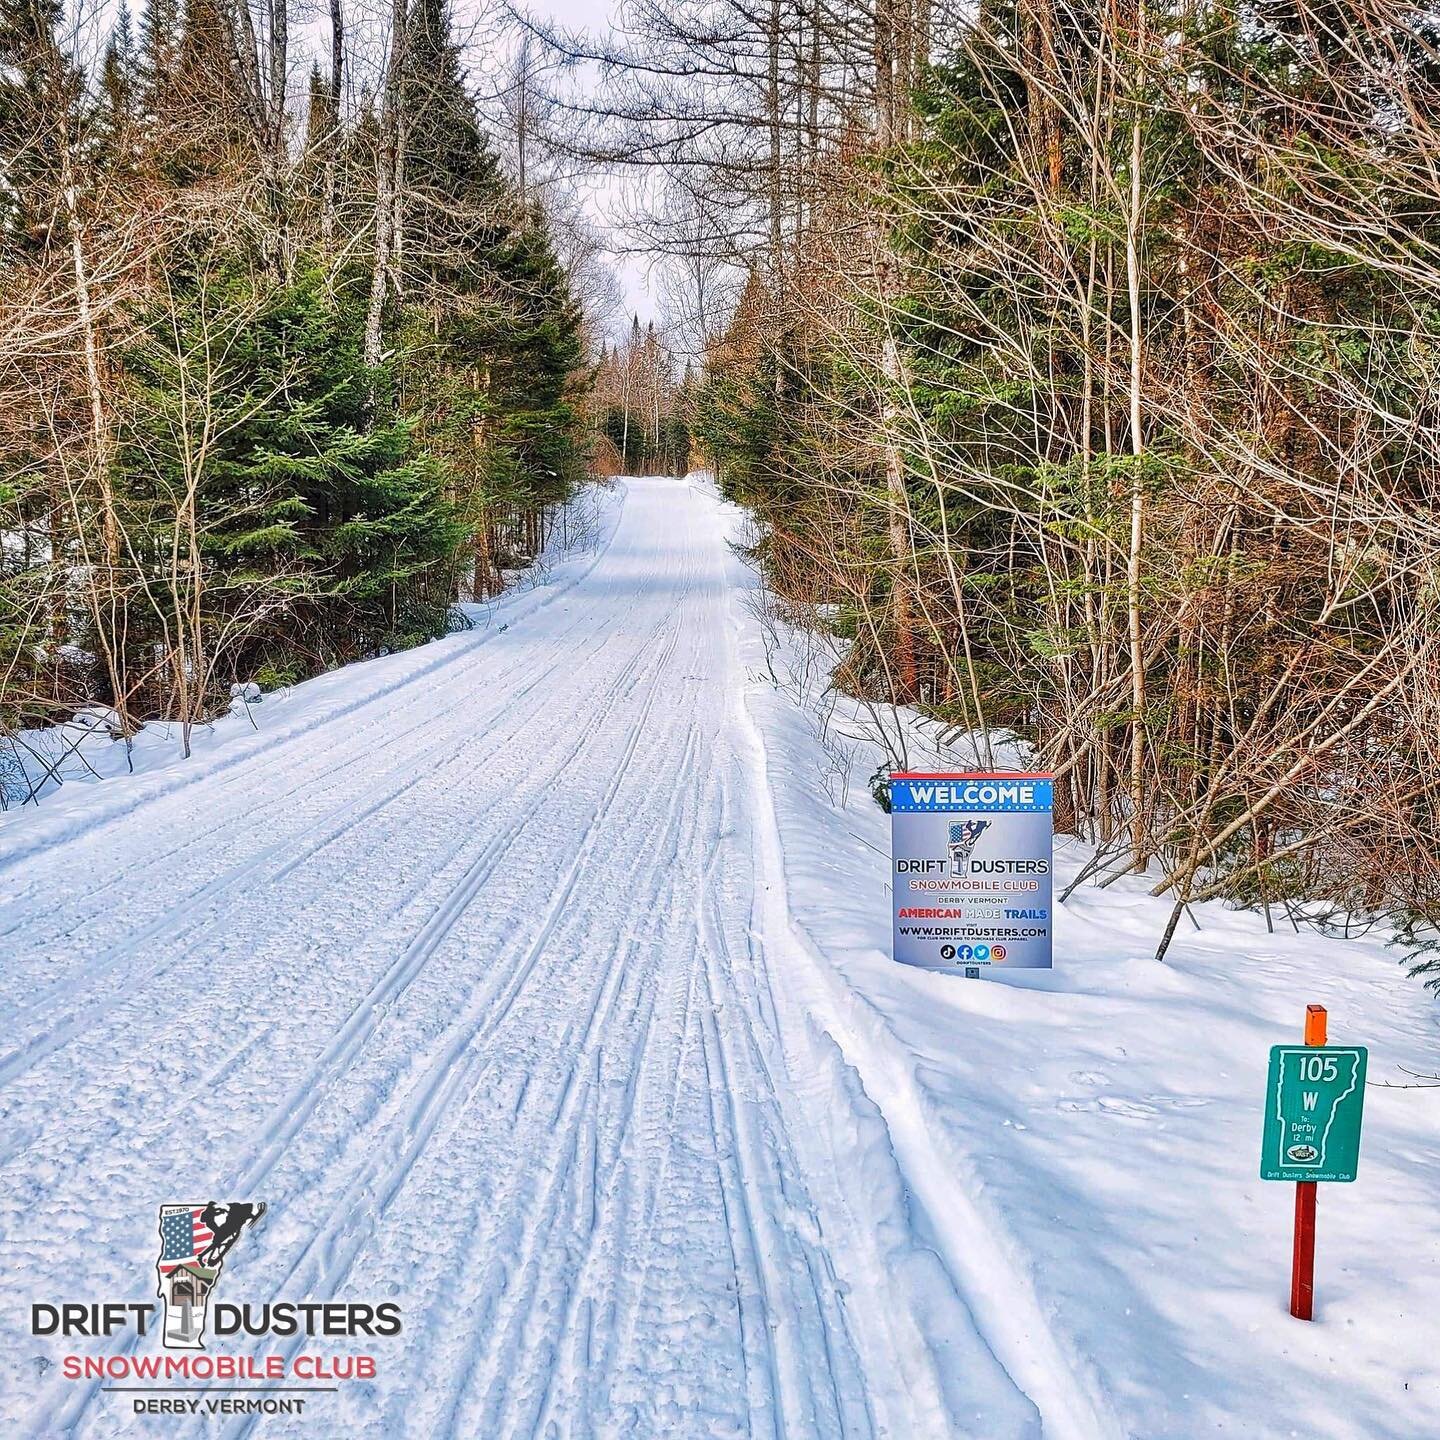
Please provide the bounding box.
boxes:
[33,1300,401,1339]
[62,1354,377,1382]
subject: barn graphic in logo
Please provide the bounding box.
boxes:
[947,820,991,878]
[155,1202,265,1349]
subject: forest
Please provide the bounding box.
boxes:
[0,0,592,760]
[6,0,1440,963]
[524,0,1440,964]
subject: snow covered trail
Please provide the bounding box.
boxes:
[0,479,1042,1439]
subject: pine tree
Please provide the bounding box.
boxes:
[135,0,179,126]
[94,5,139,173]
[394,0,585,590]
[0,0,75,252]
[117,254,465,710]
[403,0,509,292]
[153,0,243,183]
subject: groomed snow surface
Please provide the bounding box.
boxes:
[0,476,1435,1439]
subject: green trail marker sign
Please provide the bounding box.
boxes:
[1260,1044,1367,1183]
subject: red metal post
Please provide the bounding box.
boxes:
[1291,1181,1316,1320]
[1290,1004,1326,1320]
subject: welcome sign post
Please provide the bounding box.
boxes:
[889,772,1053,973]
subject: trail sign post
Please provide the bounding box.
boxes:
[889,772,1053,972]
[1260,1006,1367,1320]
[1261,1043,1367,1182]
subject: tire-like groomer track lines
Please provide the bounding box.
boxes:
[0,546,630,1041]
[429,783,717,1440]
[438,698,706,1439]
[693,770,874,1440]
[595,951,709,1424]
[32,600,688,1440]
[230,606,684,1203]
[0,489,627,933]
[0,618,652,1093]
[387,529,710,1438]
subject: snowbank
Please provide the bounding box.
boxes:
[2,472,1432,1439]
[710,477,1440,1440]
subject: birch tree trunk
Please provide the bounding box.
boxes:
[364,0,407,374]
[60,134,131,732]
[767,0,784,269]
[1124,12,1147,869]
[875,0,918,699]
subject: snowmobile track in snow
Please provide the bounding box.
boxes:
[0,479,1093,1439]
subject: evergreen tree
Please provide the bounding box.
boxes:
[117,253,465,707]
[395,0,585,589]
[304,62,333,161]
[135,0,179,125]
[154,0,244,183]
[0,0,76,252]
[94,5,140,173]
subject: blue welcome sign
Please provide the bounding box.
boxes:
[890,773,1054,972]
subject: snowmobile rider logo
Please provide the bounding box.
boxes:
[32,1196,403,1407]
[156,1202,265,1349]
[948,820,991,878]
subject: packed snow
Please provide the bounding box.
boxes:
[0,476,1435,1439]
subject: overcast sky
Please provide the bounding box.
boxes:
[75,0,657,333]
[475,0,659,329]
